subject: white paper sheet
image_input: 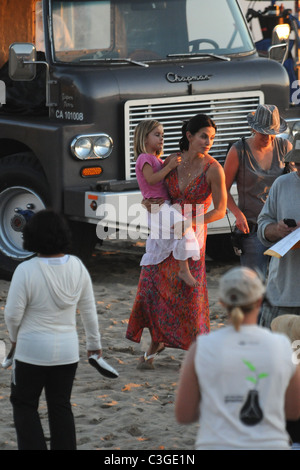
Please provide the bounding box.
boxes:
[264,227,300,258]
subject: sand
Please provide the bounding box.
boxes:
[0,239,237,451]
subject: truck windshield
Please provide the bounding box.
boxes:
[50,0,254,63]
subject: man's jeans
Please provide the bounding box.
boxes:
[240,232,269,280]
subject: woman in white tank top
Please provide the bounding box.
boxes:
[175,266,300,450]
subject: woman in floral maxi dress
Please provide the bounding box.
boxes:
[126,114,227,368]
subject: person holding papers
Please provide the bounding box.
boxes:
[257,133,300,329]
[257,133,300,449]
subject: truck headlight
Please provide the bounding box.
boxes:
[93,135,113,158]
[72,137,92,159]
[71,134,113,160]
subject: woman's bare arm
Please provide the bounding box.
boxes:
[175,343,201,424]
[204,162,227,225]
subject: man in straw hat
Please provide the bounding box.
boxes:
[247,103,288,135]
[224,104,292,279]
[257,132,300,329]
[175,266,300,450]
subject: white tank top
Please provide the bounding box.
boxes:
[194,325,295,450]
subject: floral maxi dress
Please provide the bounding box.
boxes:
[126,162,214,350]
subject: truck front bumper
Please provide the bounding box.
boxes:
[64,183,238,239]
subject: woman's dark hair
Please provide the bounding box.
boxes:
[23,209,72,255]
[179,114,217,151]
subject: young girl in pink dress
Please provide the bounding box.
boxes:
[134,119,200,287]
[127,114,227,369]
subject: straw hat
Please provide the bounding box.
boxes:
[247,104,287,135]
[284,133,300,163]
[219,267,265,307]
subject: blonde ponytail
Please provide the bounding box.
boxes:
[230,307,245,332]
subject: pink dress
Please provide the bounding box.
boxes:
[126,161,214,350]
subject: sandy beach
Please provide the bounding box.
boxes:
[0,239,237,451]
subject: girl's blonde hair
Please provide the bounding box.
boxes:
[133,119,163,160]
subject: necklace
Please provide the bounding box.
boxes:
[178,153,206,190]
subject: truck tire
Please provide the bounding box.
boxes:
[0,153,49,280]
[206,233,238,262]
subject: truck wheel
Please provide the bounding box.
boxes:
[0,154,49,279]
[206,233,238,262]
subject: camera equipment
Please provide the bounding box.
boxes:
[230,227,248,256]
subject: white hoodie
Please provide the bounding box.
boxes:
[4,255,101,366]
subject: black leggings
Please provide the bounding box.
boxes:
[10,360,78,450]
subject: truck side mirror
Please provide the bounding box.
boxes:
[268,24,290,64]
[8,43,37,81]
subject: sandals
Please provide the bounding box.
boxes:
[137,344,165,370]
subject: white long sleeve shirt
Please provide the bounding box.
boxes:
[4,255,101,366]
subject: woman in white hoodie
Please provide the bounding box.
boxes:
[4,210,102,450]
